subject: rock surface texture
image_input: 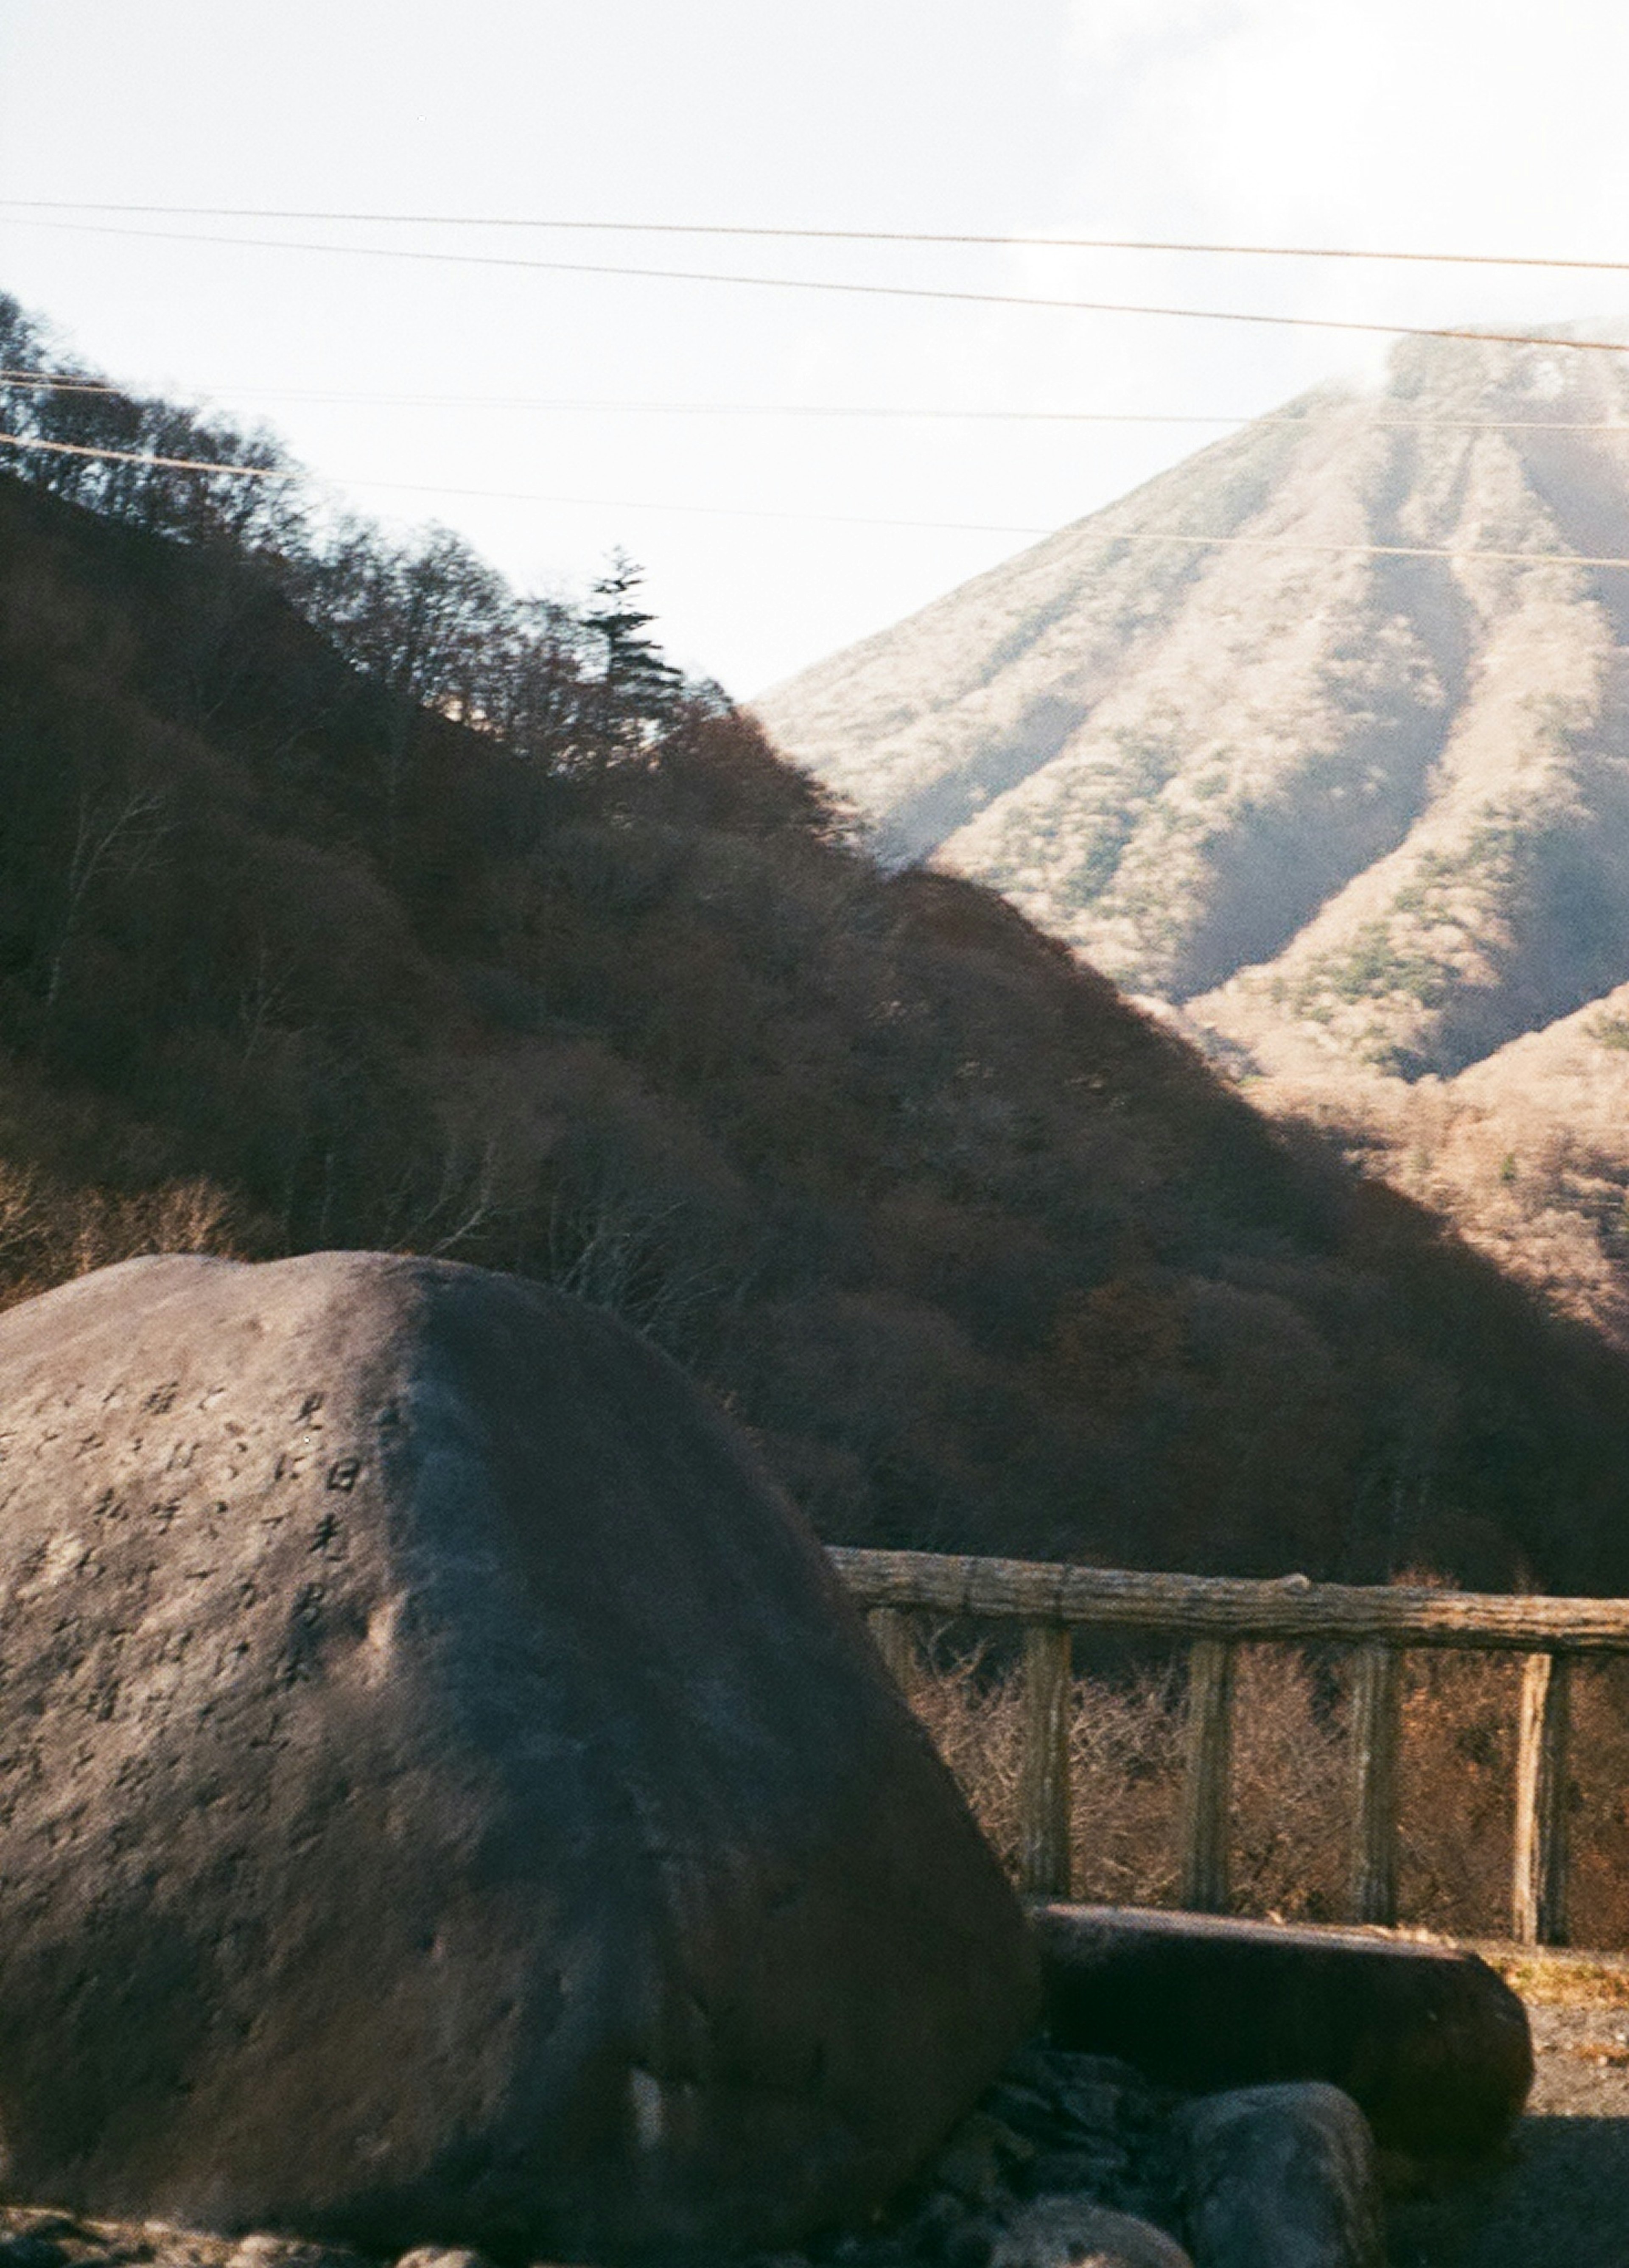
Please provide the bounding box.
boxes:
[988,2198,1193,2266]
[1176,2084,1383,2268]
[0,1252,1037,2261]
[1032,1904,1531,2159]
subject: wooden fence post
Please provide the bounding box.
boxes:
[866,1606,922,1699]
[1179,1638,1234,1912]
[1513,1650,1571,1946]
[1018,1621,1073,1900]
[828,1549,1629,1942]
[1347,1642,1402,1925]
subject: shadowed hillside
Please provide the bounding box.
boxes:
[7,304,1629,1589]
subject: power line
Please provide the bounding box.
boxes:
[5,196,1629,279]
[0,429,285,477]
[0,369,1278,418]
[0,370,1285,419]
[7,213,1629,357]
[5,367,1629,432]
[8,426,1629,568]
[349,480,1629,568]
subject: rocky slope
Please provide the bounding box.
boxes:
[756,330,1629,1085]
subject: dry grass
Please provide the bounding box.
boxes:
[1489,1953,1629,2009]
[902,1634,1629,1948]
[0,1160,249,1314]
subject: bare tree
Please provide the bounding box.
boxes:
[45,784,170,1009]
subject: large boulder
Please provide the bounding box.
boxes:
[0,1253,1038,2261]
[1031,1906,1530,2159]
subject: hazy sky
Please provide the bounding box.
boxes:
[3,0,1628,694]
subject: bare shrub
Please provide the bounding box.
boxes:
[1396,1650,1523,1937]
[70,1177,246,1276]
[1559,1659,1629,1952]
[901,1632,1629,1948]
[907,1639,1345,1916]
[907,1633,1026,1882]
[1069,1660,1184,1908]
[1229,1647,1348,1921]
[0,1167,249,1316]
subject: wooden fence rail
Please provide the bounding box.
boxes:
[829,1546,1629,1945]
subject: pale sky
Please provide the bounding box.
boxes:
[3,0,1628,695]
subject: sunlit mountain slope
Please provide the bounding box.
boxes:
[758,332,1629,1083]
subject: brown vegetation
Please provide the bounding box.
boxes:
[908,1636,1629,1949]
[1259,1040,1629,1358]
[7,292,1629,1586]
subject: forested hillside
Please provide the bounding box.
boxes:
[6,294,1629,1591]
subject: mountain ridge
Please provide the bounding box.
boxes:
[756,331,1629,1085]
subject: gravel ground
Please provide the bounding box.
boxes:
[1388,1988,1629,2265]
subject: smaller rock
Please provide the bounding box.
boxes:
[394,2253,493,2268]
[1022,2148,1130,2198]
[225,2236,358,2268]
[932,2113,1037,2206]
[1176,2082,1383,2268]
[970,2045,1184,2232]
[984,2082,1065,2143]
[887,2184,1001,2264]
[138,2224,235,2268]
[940,2223,999,2268]
[990,2198,1192,2268]
[0,2238,67,2268]
[1050,2074,1132,2134]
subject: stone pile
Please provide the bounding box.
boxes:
[769,2043,1185,2266]
[743,2044,1383,2268]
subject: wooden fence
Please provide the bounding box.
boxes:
[828,1546,1629,1946]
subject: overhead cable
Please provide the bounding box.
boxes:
[6,214,1629,356]
[7,427,1627,566]
[4,367,1629,431]
[0,429,285,476]
[348,479,1629,567]
[4,196,1629,277]
[0,368,1277,417]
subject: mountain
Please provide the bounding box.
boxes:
[8,295,1629,1592]
[755,331,1629,1085]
